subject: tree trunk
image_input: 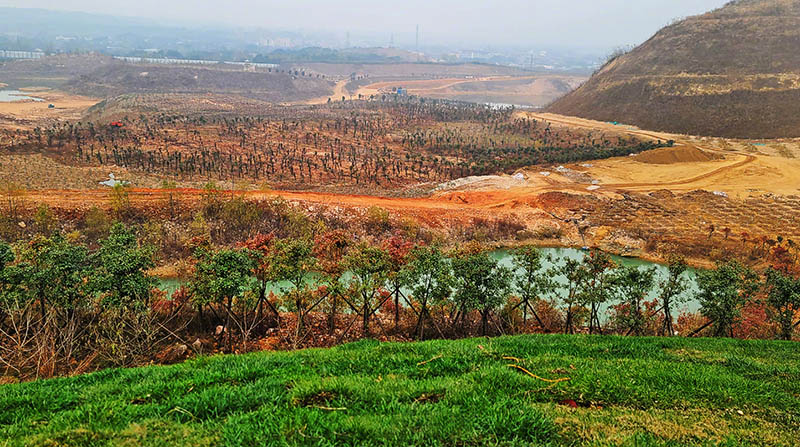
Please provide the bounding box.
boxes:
[689,319,714,337]
[225,296,233,352]
[521,299,528,325]
[327,294,337,336]
[362,294,371,337]
[256,285,265,327]
[416,307,427,341]
[662,298,674,336]
[295,296,305,344]
[564,307,573,334]
[394,288,400,330]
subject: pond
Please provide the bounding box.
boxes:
[490,248,701,316]
[158,247,702,319]
[0,90,44,102]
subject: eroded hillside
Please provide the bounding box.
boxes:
[548,0,800,138]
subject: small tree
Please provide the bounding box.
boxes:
[696,260,759,337]
[612,265,657,336]
[343,242,391,337]
[2,236,90,376]
[16,233,89,318]
[239,233,280,324]
[659,256,689,336]
[399,245,453,339]
[33,204,56,235]
[553,257,589,334]
[382,233,414,329]
[89,223,156,310]
[190,247,255,350]
[109,184,131,219]
[0,181,26,221]
[313,230,351,335]
[764,269,800,340]
[578,250,617,334]
[83,206,110,242]
[271,238,317,343]
[510,246,556,329]
[452,250,512,336]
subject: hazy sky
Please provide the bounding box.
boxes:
[0,0,730,48]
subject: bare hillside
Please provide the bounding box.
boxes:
[0,54,116,88]
[548,0,800,138]
[65,62,334,103]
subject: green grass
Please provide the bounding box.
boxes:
[1,335,799,446]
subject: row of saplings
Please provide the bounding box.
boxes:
[1,225,799,378]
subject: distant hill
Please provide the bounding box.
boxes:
[65,61,334,103]
[0,54,334,102]
[547,0,800,138]
[0,54,116,89]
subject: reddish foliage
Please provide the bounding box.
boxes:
[736,299,776,339]
[607,298,662,335]
[382,232,414,272]
[314,230,351,275]
[675,311,708,337]
[532,299,564,333]
[377,289,394,315]
[239,233,275,254]
[769,244,799,275]
[239,233,276,279]
[187,235,210,250]
[152,286,191,314]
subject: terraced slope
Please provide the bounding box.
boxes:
[548,0,800,138]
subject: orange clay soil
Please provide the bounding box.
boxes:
[5,109,800,266]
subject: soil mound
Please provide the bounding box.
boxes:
[634,146,722,165]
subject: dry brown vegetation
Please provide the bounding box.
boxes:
[0,96,661,192]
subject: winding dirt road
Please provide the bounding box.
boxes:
[300,80,350,105]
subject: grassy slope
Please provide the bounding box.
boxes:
[1,335,799,446]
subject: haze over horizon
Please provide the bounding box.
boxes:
[0,0,730,49]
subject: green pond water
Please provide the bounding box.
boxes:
[158,248,701,319]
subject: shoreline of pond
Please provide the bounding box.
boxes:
[153,246,703,318]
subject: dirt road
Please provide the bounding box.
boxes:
[517,112,789,197]
[300,80,350,105]
[523,112,678,143]
[354,76,512,97]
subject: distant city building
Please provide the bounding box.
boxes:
[0,50,45,60]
